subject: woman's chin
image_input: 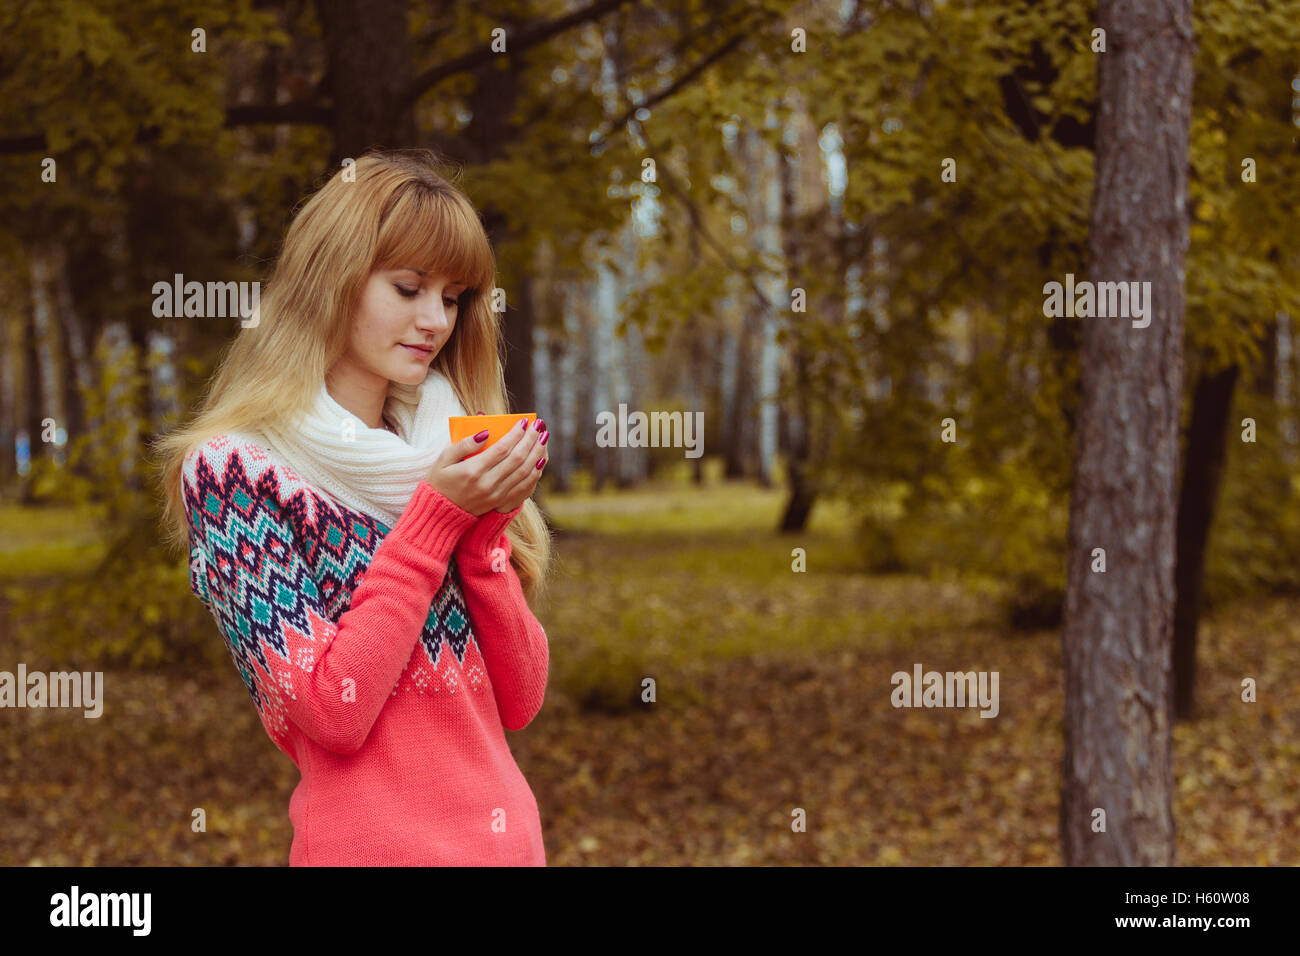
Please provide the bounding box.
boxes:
[389,366,429,386]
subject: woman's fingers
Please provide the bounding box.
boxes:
[469,416,529,475]
[484,419,539,484]
[495,425,547,508]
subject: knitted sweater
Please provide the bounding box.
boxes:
[181,432,548,866]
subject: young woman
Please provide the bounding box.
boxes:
[157,150,552,866]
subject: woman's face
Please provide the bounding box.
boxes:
[342,267,466,386]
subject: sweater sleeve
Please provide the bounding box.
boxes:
[183,440,479,755]
[453,505,550,731]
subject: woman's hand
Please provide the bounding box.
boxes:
[425,416,549,516]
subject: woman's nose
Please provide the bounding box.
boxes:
[415,302,452,331]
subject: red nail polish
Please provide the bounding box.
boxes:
[540,431,549,446]
[536,457,546,470]
[474,429,490,442]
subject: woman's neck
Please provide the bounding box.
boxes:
[324,363,390,430]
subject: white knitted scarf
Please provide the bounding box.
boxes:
[256,367,468,530]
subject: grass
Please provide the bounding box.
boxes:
[540,463,1002,706]
[0,501,106,579]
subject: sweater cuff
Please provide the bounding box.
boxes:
[385,481,480,557]
[456,503,523,563]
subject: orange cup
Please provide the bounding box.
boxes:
[448,413,538,459]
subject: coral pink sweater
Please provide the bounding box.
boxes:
[181,433,548,865]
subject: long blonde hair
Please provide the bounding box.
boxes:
[155,149,551,604]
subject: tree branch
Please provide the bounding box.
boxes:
[398,0,640,113]
[225,101,333,127]
[0,101,334,155]
[589,29,749,149]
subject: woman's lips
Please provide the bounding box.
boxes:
[400,344,434,358]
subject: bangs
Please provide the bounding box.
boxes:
[373,185,496,296]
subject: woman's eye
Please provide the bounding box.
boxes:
[443,297,458,309]
[395,284,419,298]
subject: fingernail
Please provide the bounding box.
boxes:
[536,419,546,432]
[477,411,485,415]
[474,429,490,442]
[519,417,529,430]
[540,431,549,446]
[536,457,546,470]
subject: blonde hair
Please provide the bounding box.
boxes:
[155,148,551,604]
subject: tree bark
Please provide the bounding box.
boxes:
[29,249,66,457]
[317,0,417,164]
[1172,362,1239,722]
[1060,0,1193,866]
[745,122,781,489]
[0,306,15,487]
[778,116,816,532]
[686,228,707,486]
[20,300,43,503]
[51,244,91,442]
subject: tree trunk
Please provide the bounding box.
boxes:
[745,122,781,489]
[0,306,15,487]
[720,303,745,479]
[1277,311,1296,463]
[29,249,66,462]
[778,115,816,532]
[1059,0,1193,867]
[51,244,92,442]
[1171,362,1239,722]
[20,301,43,503]
[592,263,620,492]
[545,326,573,493]
[731,304,758,479]
[501,261,537,416]
[684,213,707,486]
[126,318,153,490]
[318,0,417,164]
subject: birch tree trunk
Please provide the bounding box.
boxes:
[618,223,647,486]
[720,282,745,478]
[1278,311,1296,463]
[685,222,707,485]
[593,264,621,491]
[1060,0,1193,866]
[750,118,782,489]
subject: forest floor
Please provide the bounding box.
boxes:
[1,468,1297,865]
